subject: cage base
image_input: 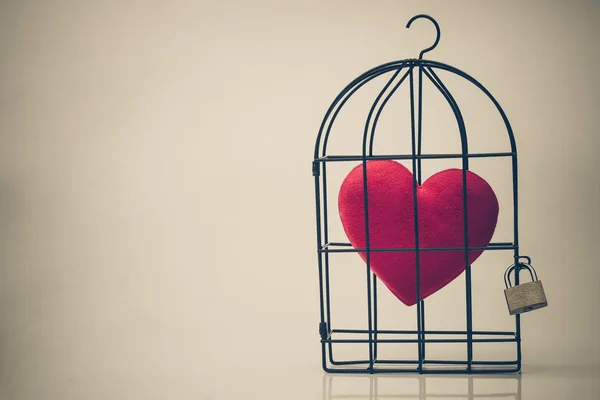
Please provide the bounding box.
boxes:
[321,329,520,374]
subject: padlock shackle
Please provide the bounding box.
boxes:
[519,255,531,265]
[504,257,539,288]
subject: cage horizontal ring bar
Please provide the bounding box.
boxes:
[373,359,518,366]
[324,367,520,374]
[332,329,515,336]
[417,368,520,374]
[314,152,513,162]
[326,368,420,373]
[322,242,513,249]
[328,392,516,398]
[327,359,373,366]
[323,338,517,343]
[425,360,517,366]
[320,244,516,253]
[372,360,420,364]
[322,242,515,248]
[325,242,354,247]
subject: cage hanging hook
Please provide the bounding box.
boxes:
[406,14,441,59]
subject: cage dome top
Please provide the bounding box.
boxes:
[313,14,516,163]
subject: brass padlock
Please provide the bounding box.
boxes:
[504,256,547,315]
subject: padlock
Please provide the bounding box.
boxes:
[504,256,548,315]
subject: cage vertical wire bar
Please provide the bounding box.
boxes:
[314,14,523,373]
[513,149,522,371]
[408,64,425,373]
[372,267,378,362]
[416,61,427,366]
[422,63,472,371]
[367,64,412,369]
[462,122,474,373]
[321,163,335,365]
[362,67,409,372]
[366,66,411,366]
[424,63,474,371]
[313,159,327,371]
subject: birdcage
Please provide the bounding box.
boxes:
[312,14,534,374]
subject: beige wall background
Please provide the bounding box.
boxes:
[0,0,599,398]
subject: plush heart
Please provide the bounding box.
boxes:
[338,160,499,306]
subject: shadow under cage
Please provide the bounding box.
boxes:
[312,14,531,374]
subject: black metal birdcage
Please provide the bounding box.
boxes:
[312,14,532,374]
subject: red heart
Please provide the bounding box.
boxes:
[338,160,499,306]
